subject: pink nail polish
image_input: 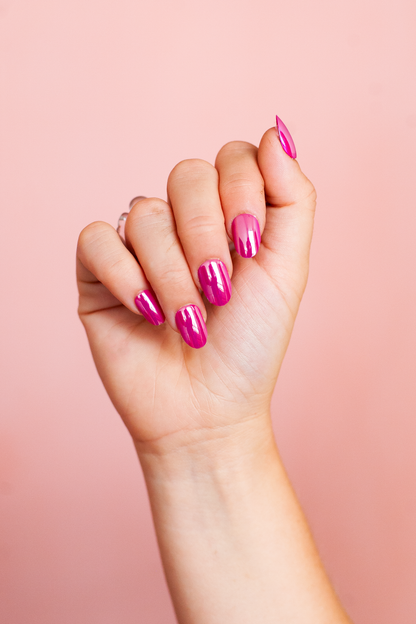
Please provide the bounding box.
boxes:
[175,305,207,349]
[276,115,297,159]
[198,260,232,306]
[134,289,165,326]
[231,214,261,258]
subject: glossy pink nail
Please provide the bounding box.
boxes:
[198,260,231,306]
[134,289,165,326]
[276,115,297,159]
[231,214,261,258]
[175,305,207,349]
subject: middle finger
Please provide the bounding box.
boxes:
[167,159,233,307]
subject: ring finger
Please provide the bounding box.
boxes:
[125,197,208,349]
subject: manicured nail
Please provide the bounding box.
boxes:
[198,260,232,306]
[175,305,207,349]
[276,115,297,159]
[231,214,261,258]
[134,289,165,326]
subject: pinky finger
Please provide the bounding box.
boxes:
[76,221,165,325]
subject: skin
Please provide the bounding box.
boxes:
[76,126,352,623]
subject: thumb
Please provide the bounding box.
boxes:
[257,117,317,309]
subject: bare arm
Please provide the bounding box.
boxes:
[138,419,350,624]
[77,118,352,623]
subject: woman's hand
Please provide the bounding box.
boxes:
[76,120,316,453]
[76,122,353,624]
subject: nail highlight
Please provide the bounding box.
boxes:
[134,289,165,326]
[175,305,207,349]
[198,260,232,306]
[231,214,261,258]
[276,115,297,159]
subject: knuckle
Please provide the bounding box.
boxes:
[221,172,264,195]
[309,185,318,208]
[127,198,171,230]
[299,181,317,213]
[156,265,191,289]
[181,212,222,236]
[220,174,265,208]
[105,254,129,279]
[216,141,256,162]
[77,222,123,276]
[129,197,167,219]
[77,222,114,265]
[168,159,216,185]
[78,221,111,248]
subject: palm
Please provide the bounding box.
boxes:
[82,244,298,444]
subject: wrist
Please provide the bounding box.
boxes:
[135,414,286,550]
[134,412,278,485]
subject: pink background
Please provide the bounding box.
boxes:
[1,0,415,622]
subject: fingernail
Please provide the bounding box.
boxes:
[134,289,165,326]
[175,305,207,349]
[275,115,297,159]
[231,214,261,258]
[198,260,232,306]
[129,196,146,210]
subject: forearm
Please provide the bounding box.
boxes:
[136,417,351,624]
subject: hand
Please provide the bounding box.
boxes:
[76,120,316,453]
[76,125,351,624]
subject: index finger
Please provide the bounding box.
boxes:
[215,141,266,258]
